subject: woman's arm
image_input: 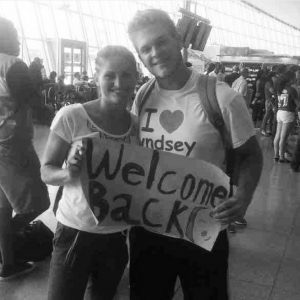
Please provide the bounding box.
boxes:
[41,131,84,186]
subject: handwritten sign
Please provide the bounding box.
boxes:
[79,134,230,251]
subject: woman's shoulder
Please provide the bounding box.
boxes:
[55,103,85,121]
[58,103,83,113]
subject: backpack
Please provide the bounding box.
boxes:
[13,220,54,262]
[135,75,238,192]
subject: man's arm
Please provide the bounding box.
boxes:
[213,135,263,224]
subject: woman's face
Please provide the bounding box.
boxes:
[96,55,137,109]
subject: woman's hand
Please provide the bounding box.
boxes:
[41,131,86,186]
[66,145,86,180]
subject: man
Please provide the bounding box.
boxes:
[232,67,249,106]
[128,9,262,300]
[225,64,239,87]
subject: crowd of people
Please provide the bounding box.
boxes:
[0,7,299,300]
[205,61,300,171]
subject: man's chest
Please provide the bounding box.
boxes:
[138,95,219,158]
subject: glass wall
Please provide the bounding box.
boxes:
[0,0,299,77]
[191,0,300,57]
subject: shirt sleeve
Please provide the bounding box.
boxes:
[217,83,256,149]
[50,105,76,143]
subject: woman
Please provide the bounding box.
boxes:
[0,17,50,280]
[274,71,298,162]
[41,45,138,300]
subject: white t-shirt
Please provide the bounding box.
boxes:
[132,71,255,169]
[232,76,248,97]
[50,103,139,233]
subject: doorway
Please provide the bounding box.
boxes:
[60,39,87,85]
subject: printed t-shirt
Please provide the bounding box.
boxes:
[277,87,297,112]
[50,103,139,233]
[132,70,255,170]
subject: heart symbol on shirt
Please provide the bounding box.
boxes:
[159,110,184,134]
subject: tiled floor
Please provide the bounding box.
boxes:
[0,125,299,300]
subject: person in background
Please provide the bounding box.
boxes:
[232,68,249,105]
[29,57,45,95]
[127,9,262,300]
[261,72,276,136]
[273,71,299,163]
[204,62,215,75]
[216,63,226,82]
[270,65,287,138]
[224,65,239,87]
[41,45,138,300]
[0,17,50,281]
[73,72,87,88]
[49,71,57,84]
[251,69,267,127]
[81,70,89,81]
[209,62,222,78]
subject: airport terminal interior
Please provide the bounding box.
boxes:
[0,0,300,299]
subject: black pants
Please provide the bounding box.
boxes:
[129,227,229,300]
[48,223,128,300]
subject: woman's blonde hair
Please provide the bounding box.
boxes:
[95,45,137,72]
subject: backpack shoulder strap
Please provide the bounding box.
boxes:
[197,75,231,149]
[135,78,156,116]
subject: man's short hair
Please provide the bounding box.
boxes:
[128,9,178,41]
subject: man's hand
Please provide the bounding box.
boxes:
[211,195,249,225]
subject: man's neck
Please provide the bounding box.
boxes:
[156,64,192,90]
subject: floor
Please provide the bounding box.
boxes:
[1,125,300,300]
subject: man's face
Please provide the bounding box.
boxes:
[131,23,182,79]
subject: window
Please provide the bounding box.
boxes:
[53,9,71,39]
[17,1,41,39]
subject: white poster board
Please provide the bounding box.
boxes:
[79,135,230,251]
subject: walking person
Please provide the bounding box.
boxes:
[127,9,263,300]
